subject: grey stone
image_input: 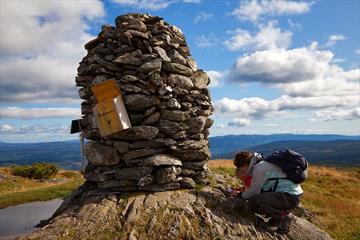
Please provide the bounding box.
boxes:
[117,18,147,32]
[98,179,137,190]
[128,112,144,125]
[167,74,193,90]
[142,154,182,166]
[128,140,164,149]
[180,177,196,189]
[167,49,187,65]
[189,133,204,140]
[163,62,193,77]
[187,58,197,71]
[192,70,209,89]
[120,75,140,82]
[172,147,211,161]
[195,99,211,106]
[182,161,208,171]
[137,175,155,187]
[122,148,165,161]
[112,126,159,140]
[153,47,171,62]
[160,110,189,122]
[139,182,181,191]
[157,119,185,135]
[178,140,208,150]
[113,141,129,154]
[139,59,162,74]
[166,98,181,110]
[180,102,192,110]
[173,131,187,140]
[205,118,214,129]
[155,166,181,184]
[172,86,189,95]
[114,166,152,180]
[180,168,196,176]
[120,84,142,93]
[125,30,149,39]
[84,141,120,166]
[144,106,156,117]
[153,138,177,147]
[113,53,142,66]
[148,72,163,86]
[141,112,160,125]
[125,94,160,112]
[186,116,207,134]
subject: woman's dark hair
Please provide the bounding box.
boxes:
[234,151,253,168]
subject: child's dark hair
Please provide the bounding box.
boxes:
[234,151,253,167]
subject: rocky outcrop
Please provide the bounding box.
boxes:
[20,173,333,240]
[76,13,213,192]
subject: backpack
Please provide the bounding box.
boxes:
[264,149,308,184]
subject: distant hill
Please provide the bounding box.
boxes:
[0,134,359,169]
[0,140,81,170]
[216,140,360,166]
[209,134,359,159]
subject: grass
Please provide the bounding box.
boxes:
[208,160,360,240]
[0,167,85,208]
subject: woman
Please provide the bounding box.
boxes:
[231,151,303,234]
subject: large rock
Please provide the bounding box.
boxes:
[163,62,193,76]
[142,154,182,166]
[171,146,211,161]
[125,94,160,112]
[167,74,194,90]
[84,141,120,166]
[122,148,165,161]
[186,116,207,134]
[112,126,159,140]
[24,180,333,240]
[114,166,152,180]
[160,110,189,122]
[139,59,162,74]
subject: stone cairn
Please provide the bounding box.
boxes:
[76,13,214,192]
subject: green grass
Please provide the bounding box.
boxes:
[0,178,84,209]
[211,167,236,176]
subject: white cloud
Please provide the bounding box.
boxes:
[111,0,201,10]
[1,124,70,134]
[224,21,292,51]
[228,118,251,127]
[231,0,312,23]
[195,33,220,47]
[355,48,360,55]
[194,12,213,23]
[229,47,333,84]
[0,107,80,119]
[312,108,360,121]
[0,124,76,142]
[0,1,105,103]
[214,94,359,123]
[325,34,346,47]
[206,70,227,88]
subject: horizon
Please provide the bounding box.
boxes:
[1,0,359,142]
[1,132,359,144]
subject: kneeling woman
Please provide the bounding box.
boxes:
[232,151,303,234]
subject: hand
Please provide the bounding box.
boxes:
[229,190,241,198]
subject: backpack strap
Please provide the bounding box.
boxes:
[261,177,287,193]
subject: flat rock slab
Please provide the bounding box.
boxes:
[142,154,182,166]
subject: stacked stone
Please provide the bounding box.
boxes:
[76,13,214,192]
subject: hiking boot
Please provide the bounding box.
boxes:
[277,213,296,234]
[267,217,280,227]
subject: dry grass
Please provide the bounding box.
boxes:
[0,167,82,195]
[209,160,360,240]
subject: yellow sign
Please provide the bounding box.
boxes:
[91,79,131,137]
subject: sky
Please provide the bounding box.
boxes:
[0,0,359,143]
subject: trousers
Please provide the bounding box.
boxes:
[248,192,300,220]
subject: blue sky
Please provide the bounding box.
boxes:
[0,0,359,142]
